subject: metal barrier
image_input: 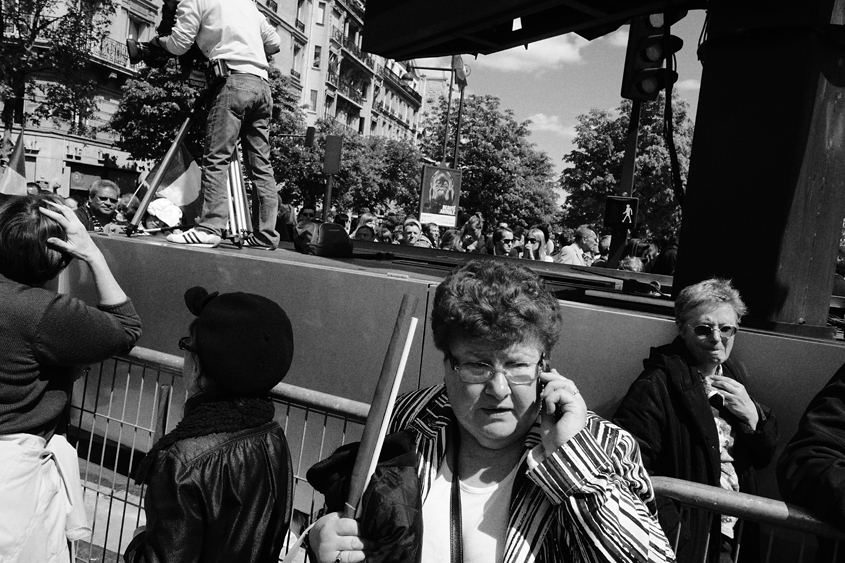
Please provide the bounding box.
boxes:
[70,348,845,563]
[653,477,845,562]
[70,347,367,563]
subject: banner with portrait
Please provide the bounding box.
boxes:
[419,165,461,228]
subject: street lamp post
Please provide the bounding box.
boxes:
[401,60,469,168]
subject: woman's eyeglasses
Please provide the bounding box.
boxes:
[690,325,738,338]
[526,238,539,244]
[447,353,545,385]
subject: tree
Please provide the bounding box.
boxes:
[111,64,304,164]
[560,91,694,237]
[271,117,422,214]
[418,93,560,229]
[1,0,115,149]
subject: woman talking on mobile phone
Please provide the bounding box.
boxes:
[306,260,675,563]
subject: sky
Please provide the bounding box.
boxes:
[413,9,707,178]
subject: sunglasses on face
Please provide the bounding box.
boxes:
[690,324,738,338]
[96,195,119,204]
[526,238,539,244]
[501,239,514,244]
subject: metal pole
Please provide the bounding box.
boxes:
[441,70,454,166]
[619,99,641,197]
[452,85,466,169]
[322,174,334,222]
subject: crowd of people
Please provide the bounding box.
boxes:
[4,193,845,563]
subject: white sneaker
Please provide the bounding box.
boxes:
[166,228,221,248]
[241,234,276,250]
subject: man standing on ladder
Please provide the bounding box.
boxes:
[154,0,281,249]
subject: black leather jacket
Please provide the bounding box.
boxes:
[137,421,293,562]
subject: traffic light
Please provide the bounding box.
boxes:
[620,12,685,101]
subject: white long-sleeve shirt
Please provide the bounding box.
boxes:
[160,0,280,79]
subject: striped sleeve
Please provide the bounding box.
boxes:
[527,415,676,563]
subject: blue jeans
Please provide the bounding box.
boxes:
[196,73,279,246]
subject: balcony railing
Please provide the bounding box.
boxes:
[326,70,338,87]
[331,26,343,44]
[341,37,374,71]
[265,0,278,12]
[380,66,422,104]
[290,69,301,80]
[338,80,364,105]
[89,36,129,68]
[295,19,305,32]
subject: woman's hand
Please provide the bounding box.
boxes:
[710,375,759,429]
[38,200,103,264]
[310,512,369,563]
[538,369,588,458]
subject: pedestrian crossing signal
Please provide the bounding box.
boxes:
[605,196,638,228]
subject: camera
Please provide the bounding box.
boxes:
[126,38,174,68]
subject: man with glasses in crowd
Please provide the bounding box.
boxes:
[488,226,517,257]
[75,179,120,233]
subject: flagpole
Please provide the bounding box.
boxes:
[127,92,208,235]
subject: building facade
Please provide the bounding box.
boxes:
[3,0,429,198]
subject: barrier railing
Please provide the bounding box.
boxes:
[70,347,367,563]
[71,348,845,563]
[652,477,845,562]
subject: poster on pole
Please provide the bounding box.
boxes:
[419,164,461,228]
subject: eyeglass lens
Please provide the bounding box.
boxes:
[526,238,538,243]
[98,196,119,204]
[692,325,737,338]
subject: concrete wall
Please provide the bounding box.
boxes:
[66,236,845,501]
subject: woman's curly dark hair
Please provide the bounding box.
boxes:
[431,259,561,355]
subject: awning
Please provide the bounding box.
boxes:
[362,0,702,60]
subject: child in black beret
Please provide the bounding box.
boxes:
[127,287,295,563]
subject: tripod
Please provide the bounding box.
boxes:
[126,89,254,246]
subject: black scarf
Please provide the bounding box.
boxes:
[133,393,275,484]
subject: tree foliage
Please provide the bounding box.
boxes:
[1,0,115,148]
[271,118,422,214]
[560,91,694,237]
[419,93,560,229]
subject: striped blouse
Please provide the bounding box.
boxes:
[388,385,676,563]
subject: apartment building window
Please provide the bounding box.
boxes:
[310,90,318,112]
[313,46,322,68]
[128,18,146,41]
[316,2,326,25]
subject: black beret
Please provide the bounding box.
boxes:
[184,287,294,395]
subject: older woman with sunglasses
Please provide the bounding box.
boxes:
[308,260,674,563]
[613,278,778,563]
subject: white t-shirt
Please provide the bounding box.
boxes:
[421,456,519,563]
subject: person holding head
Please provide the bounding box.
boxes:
[613,279,778,563]
[127,287,294,563]
[308,260,675,563]
[75,179,120,232]
[523,227,552,262]
[458,213,485,253]
[0,195,142,561]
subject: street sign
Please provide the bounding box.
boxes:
[605,196,638,228]
[419,164,461,227]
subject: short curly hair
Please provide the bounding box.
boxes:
[674,278,748,326]
[431,259,561,355]
[0,194,69,286]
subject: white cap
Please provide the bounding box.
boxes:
[147,198,182,227]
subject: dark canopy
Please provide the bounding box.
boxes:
[362,0,703,60]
